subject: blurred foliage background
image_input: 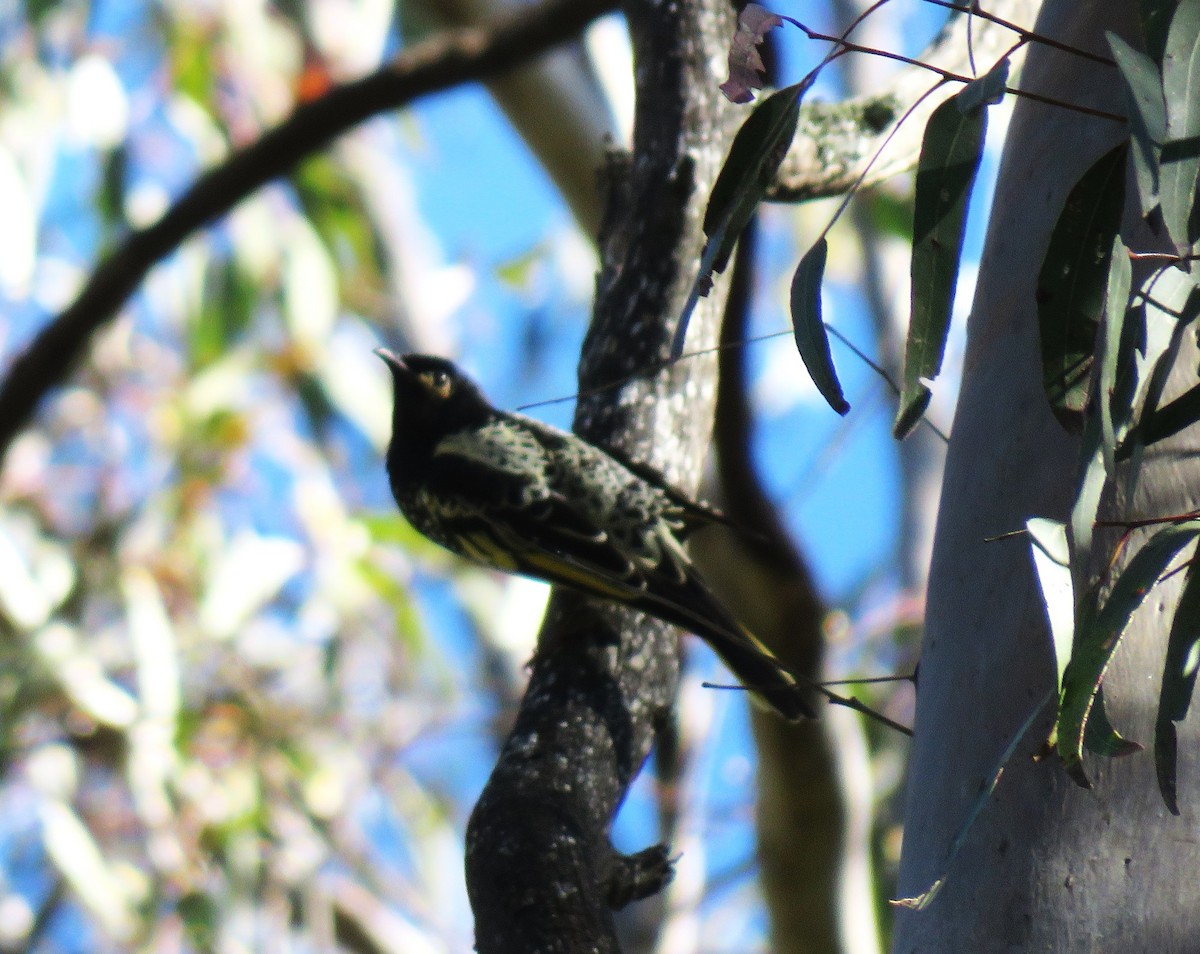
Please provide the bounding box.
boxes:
[0,0,974,950]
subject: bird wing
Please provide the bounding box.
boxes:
[425,440,749,640]
[425,419,808,716]
[424,427,652,599]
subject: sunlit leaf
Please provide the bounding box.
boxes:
[313,322,393,449]
[291,154,385,304]
[789,238,848,415]
[0,522,57,630]
[34,624,139,729]
[675,81,807,355]
[1098,235,1133,471]
[167,16,219,111]
[1057,519,1200,786]
[1159,0,1200,248]
[1070,411,1107,579]
[1036,144,1127,429]
[283,215,339,357]
[1026,517,1073,687]
[121,567,181,722]
[38,799,138,942]
[895,90,987,438]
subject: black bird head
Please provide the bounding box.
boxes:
[375,350,494,457]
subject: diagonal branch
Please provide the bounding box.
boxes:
[463,0,744,948]
[0,0,616,467]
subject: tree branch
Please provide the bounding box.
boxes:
[0,0,616,467]
[463,0,743,949]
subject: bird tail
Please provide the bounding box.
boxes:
[636,564,813,721]
[694,618,813,722]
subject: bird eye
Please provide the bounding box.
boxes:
[421,370,453,399]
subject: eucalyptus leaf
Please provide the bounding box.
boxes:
[1123,286,1195,502]
[1082,685,1143,757]
[1057,519,1200,786]
[895,90,987,438]
[1107,33,1166,217]
[789,238,849,415]
[1036,144,1127,428]
[1099,235,1133,472]
[1026,517,1073,687]
[675,81,807,355]
[1069,410,1107,585]
[1159,0,1200,248]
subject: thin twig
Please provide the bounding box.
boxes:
[785,20,1124,123]
[921,0,1116,67]
[824,324,951,444]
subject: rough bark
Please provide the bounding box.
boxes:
[894,3,1200,952]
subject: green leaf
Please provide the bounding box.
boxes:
[177,892,219,950]
[190,259,258,370]
[1082,685,1143,757]
[864,190,915,242]
[1036,144,1128,429]
[1057,519,1200,786]
[25,0,66,27]
[1155,558,1200,814]
[98,146,129,232]
[1098,235,1133,472]
[789,238,849,415]
[894,90,987,439]
[1107,32,1166,217]
[675,81,807,356]
[1069,410,1107,588]
[1160,0,1200,247]
[291,155,385,307]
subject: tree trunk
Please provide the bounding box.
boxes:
[894,3,1200,951]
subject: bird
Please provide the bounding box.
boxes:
[375,349,811,721]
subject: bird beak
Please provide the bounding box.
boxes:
[373,347,405,371]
